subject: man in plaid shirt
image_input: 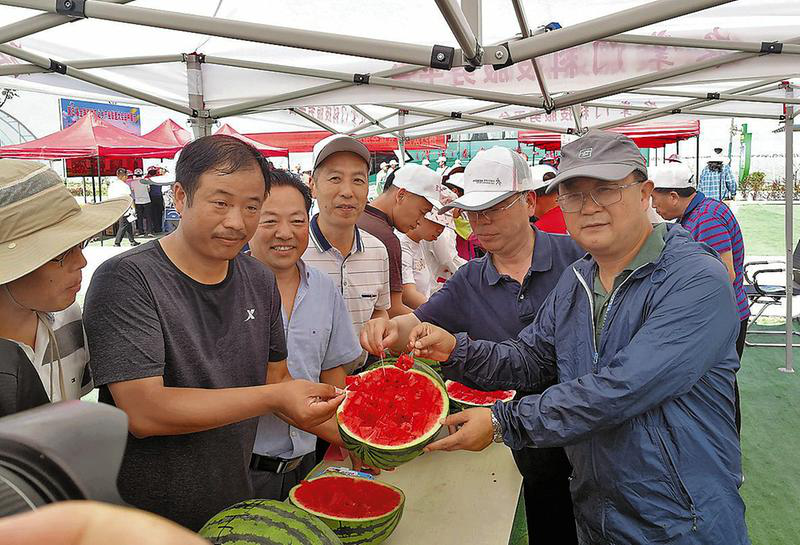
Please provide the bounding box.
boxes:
[699,145,737,201]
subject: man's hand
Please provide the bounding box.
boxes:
[408,322,457,361]
[348,450,381,475]
[0,501,206,545]
[274,380,345,429]
[424,408,495,453]
[360,317,398,356]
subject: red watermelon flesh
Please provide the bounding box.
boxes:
[341,366,444,446]
[292,476,402,519]
[446,380,515,405]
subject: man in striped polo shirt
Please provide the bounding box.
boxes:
[303,134,391,372]
[651,161,749,432]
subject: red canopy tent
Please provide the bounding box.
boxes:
[213,124,288,157]
[0,112,185,159]
[518,121,701,151]
[245,130,447,153]
[142,119,192,147]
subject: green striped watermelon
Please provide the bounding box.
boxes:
[373,354,443,377]
[289,475,404,545]
[446,380,515,413]
[198,499,342,545]
[338,361,448,469]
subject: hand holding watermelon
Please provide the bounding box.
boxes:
[407,322,457,362]
[275,379,346,429]
[423,408,494,453]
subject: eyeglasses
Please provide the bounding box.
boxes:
[555,181,642,213]
[50,239,89,266]
[465,193,526,223]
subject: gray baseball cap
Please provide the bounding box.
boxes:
[312,134,370,170]
[546,130,647,192]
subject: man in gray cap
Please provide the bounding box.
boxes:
[409,130,749,544]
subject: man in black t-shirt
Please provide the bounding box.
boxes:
[84,135,344,531]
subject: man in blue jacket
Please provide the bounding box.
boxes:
[408,131,749,545]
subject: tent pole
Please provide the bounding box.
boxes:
[351,103,508,138]
[696,135,701,178]
[185,53,212,138]
[0,0,466,69]
[351,106,400,138]
[606,33,800,56]
[781,83,795,374]
[97,156,104,246]
[435,0,481,66]
[0,0,132,44]
[0,54,184,76]
[510,0,555,111]
[0,44,193,115]
[290,108,337,134]
[349,111,408,135]
[585,101,783,121]
[398,110,406,167]
[203,56,546,113]
[628,89,800,106]
[506,0,734,64]
[592,77,788,130]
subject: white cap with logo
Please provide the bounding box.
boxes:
[651,162,696,189]
[437,156,447,163]
[312,134,370,170]
[440,147,533,212]
[392,164,444,209]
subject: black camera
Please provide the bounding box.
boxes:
[0,401,127,516]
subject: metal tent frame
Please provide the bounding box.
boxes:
[0,0,796,371]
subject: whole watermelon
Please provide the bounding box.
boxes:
[198,499,342,545]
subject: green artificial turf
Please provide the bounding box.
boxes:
[734,204,800,257]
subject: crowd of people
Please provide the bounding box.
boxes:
[0,128,751,544]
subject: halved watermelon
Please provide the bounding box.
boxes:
[338,361,448,469]
[289,475,404,545]
[368,354,443,378]
[445,380,515,413]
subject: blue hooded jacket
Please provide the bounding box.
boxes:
[443,224,748,544]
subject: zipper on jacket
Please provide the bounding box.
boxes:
[655,428,698,532]
[573,267,599,372]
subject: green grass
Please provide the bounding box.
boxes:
[734,204,800,257]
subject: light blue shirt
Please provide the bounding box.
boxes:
[253,260,361,458]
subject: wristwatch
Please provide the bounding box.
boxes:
[490,411,505,444]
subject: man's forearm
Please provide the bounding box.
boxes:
[114,383,282,438]
[388,313,422,354]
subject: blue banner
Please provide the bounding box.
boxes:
[59,98,141,135]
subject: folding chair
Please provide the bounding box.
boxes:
[743,240,800,348]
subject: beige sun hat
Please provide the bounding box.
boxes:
[0,159,131,285]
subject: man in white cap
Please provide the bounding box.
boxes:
[421,158,431,168]
[435,155,448,175]
[0,159,130,416]
[358,164,443,317]
[375,161,389,195]
[699,143,736,201]
[650,161,749,432]
[303,134,391,370]
[360,146,585,544]
[402,131,748,545]
[530,163,567,234]
[84,135,344,531]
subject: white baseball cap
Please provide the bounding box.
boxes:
[651,162,696,189]
[437,156,447,163]
[392,164,444,209]
[389,159,398,167]
[312,134,370,170]
[530,164,558,192]
[380,161,388,169]
[440,147,533,212]
[444,171,465,190]
[421,158,430,166]
[424,210,454,229]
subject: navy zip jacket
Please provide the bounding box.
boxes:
[443,224,748,545]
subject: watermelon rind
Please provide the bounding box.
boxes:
[288,475,405,545]
[367,354,443,380]
[338,361,449,470]
[445,380,516,413]
[198,499,342,545]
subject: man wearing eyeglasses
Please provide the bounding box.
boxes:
[360,146,584,545]
[405,131,748,545]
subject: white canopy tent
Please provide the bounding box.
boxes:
[0,0,797,369]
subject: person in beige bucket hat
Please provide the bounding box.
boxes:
[0,159,131,416]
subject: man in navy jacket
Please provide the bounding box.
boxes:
[404,131,748,545]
